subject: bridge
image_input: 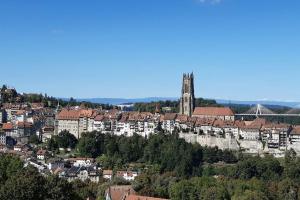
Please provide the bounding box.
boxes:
[235,104,300,117]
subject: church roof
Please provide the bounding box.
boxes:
[193,107,234,116]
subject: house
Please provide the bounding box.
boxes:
[193,107,235,121]
[15,110,26,122]
[56,109,94,139]
[93,114,111,132]
[48,161,65,172]
[13,144,24,152]
[162,113,177,133]
[239,118,265,141]
[175,114,190,132]
[194,118,215,135]
[116,171,138,181]
[2,122,16,137]
[42,126,55,142]
[290,126,300,144]
[63,166,100,183]
[16,121,33,137]
[263,123,292,149]
[0,132,7,145]
[105,185,136,200]
[67,157,95,167]
[37,149,48,160]
[103,170,113,180]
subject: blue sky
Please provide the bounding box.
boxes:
[0,0,299,101]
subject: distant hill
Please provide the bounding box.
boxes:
[216,99,300,108]
[76,97,179,105]
[67,97,300,108]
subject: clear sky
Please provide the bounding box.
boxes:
[0,0,299,101]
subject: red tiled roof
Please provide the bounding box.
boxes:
[37,149,47,155]
[213,119,235,128]
[263,123,291,130]
[16,110,26,115]
[193,107,234,116]
[106,185,135,200]
[125,195,169,200]
[234,120,246,128]
[195,118,215,126]
[291,126,300,135]
[2,123,13,130]
[57,109,94,120]
[94,114,105,121]
[17,122,32,128]
[163,113,177,121]
[176,114,189,122]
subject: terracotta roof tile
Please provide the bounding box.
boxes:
[57,109,94,120]
[291,126,300,135]
[195,118,215,126]
[2,123,13,130]
[125,195,169,200]
[106,185,135,200]
[193,107,234,116]
[163,113,177,121]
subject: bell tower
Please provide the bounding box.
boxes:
[179,73,195,117]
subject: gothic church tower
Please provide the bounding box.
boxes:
[179,73,195,117]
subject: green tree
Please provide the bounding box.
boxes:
[45,175,78,200]
[0,167,45,200]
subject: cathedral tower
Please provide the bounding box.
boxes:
[179,73,195,117]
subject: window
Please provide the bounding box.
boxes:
[185,84,189,92]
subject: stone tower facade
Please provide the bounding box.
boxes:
[180,73,195,117]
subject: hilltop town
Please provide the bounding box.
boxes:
[1,74,300,199]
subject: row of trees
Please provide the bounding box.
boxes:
[0,84,113,109]
[133,98,220,113]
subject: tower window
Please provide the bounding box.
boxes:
[185,84,189,92]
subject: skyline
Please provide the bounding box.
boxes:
[1,0,300,101]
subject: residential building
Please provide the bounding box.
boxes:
[239,118,265,141]
[0,132,6,145]
[193,107,235,121]
[56,109,94,139]
[37,149,47,160]
[263,123,292,149]
[62,166,100,183]
[116,171,138,181]
[103,170,113,180]
[162,113,177,133]
[290,126,300,144]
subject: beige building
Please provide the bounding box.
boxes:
[56,109,94,139]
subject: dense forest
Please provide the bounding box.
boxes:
[75,133,300,199]
[7,132,300,199]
